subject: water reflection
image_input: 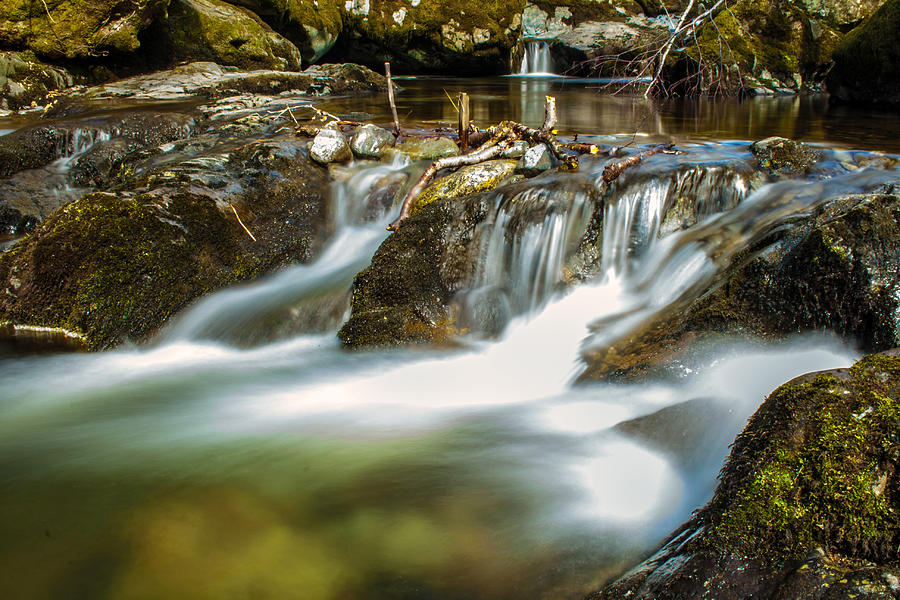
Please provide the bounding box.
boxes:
[317,78,900,152]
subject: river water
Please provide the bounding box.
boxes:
[1,77,898,599]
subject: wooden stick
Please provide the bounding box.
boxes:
[385,62,401,138]
[541,95,557,132]
[230,204,257,241]
[458,92,470,153]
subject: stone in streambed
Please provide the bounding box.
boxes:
[386,136,459,162]
[410,160,519,216]
[751,136,821,176]
[350,124,395,159]
[516,143,552,176]
[310,124,352,164]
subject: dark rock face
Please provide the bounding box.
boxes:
[828,0,900,107]
[0,51,75,111]
[751,136,822,175]
[587,351,900,600]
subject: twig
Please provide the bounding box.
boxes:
[40,0,56,22]
[385,62,401,138]
[602,143,675,183]
[230,204,257,242]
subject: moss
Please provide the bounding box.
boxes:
[0,0,167,60]
[0,192,247,349]
[411,160,517,216]
[699,355,900,561]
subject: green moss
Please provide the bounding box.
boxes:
[411,160,517,216]
[702,355,900,561]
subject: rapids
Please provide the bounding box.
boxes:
[1,80,900,599]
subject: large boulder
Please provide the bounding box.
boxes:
[828,0,900,107]
[0,0,167,60]
[227,0,344,63]
[0,135,333,349]
[162,0,302,71]
[588,351,900,599]
[327,0,526,75]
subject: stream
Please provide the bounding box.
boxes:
[1,77,899,599]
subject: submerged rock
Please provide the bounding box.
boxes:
[828,0,900,107]
[588,351,900,599]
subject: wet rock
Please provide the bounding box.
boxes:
[0,125,67,179]
[387,136,460,162]
[0,0,166,60]
[580,190,900,382]
[0,135,332,349]
[411,159,518,216]
[828,0,900,107]
[310,124,352,164]
[751,136,822,175]
[799,0,887,28]
[516,143,552,175]
[164,0,302,71]
[350,124,395,159]
[588,351,900,599]
[0,51,75,111]
[70,61,386,102]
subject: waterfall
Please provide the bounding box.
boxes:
[519,40,555,75]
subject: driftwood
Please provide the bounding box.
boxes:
[602,142,676,183]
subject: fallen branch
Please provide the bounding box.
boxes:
[458,92,470,153]
[602,143,676,183]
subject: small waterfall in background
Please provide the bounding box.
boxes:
[519,40,555,75]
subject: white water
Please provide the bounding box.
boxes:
[1,156,892,599]
[518,40,556,76]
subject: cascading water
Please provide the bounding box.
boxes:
[1,144,896,599]
[519,40,555,76]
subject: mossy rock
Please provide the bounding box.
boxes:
[671,0,841,93]
[0,125,68,179]
[828,0,900,106]
[751,136,823,175]
[411,159,518,215]
[0,0,167,60]
[0,51,75,110]
[330,0,526,75]
[163,0,302,71]
[0,136,332,350]
[588,351,900,599]
[228,0,344,63]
